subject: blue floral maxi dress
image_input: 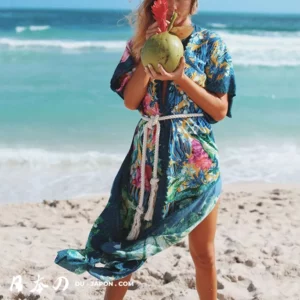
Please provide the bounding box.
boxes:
[54,23,237,282]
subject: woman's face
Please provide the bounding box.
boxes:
[166,0,193,26]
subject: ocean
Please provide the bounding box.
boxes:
[0,9,299,204]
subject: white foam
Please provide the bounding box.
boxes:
[0,38,126,50]
[0,147,124,169]
[209,23,227,29]
[15,25,51,34]
[29,25,51,32]
[0,143,299,204]
[3,29,300,66]
[219,31,300,66]
[219,142,300,184]
[15,26,26,33]
[0,148,125,204]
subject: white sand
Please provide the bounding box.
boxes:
[0,183,299,300]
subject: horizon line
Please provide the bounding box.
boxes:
[0,7,300,16]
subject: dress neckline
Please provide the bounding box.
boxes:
[181,23,196,49]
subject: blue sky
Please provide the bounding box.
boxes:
[0,0,299,14]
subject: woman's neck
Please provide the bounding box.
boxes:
[174,17,192,27]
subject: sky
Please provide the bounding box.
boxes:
[0,0,299,14]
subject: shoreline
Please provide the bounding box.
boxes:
[1,181,298,206]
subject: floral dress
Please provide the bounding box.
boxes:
[54,23,237,282]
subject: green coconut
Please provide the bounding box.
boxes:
[141,12,184,73]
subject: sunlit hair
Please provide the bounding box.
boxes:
[123,0,198,63]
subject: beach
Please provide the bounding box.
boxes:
[0,8,300,300]
[0,183,299,300]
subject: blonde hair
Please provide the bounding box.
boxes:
[123,0,198,63]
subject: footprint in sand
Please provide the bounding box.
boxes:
[16,236,32,246]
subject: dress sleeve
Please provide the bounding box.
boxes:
[203,33,237,124]
[110,38,137,100]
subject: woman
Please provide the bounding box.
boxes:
[54,0,236,299]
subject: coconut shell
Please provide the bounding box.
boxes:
[141,31,184,73]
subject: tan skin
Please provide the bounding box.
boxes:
[104,1,227,299]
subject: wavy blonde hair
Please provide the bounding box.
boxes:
[123,0,198,63]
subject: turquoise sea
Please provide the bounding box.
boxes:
[0,9,299,203]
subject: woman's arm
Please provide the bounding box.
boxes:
[143,33,236,121]
[146,59,229,122]
[123,61,151,110]
[174,74,228,121]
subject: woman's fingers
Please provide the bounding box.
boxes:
[144,66,152,78]
[147,64,155,77]
[146,28,161,40]
[146,21,164,39]
[157,64,167,76]
[144,64,157,79]
[148,21,158,29]
[147,28,160,35]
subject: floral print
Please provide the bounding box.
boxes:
[188,139,213,170]
[54,23,237,282]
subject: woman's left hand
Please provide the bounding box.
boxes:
[144,56,186,82]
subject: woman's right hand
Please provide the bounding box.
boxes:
[145,21,170,40]
[146,21,161,40]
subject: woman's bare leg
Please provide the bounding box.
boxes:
[104,273,133,300]
[188,199,220,300]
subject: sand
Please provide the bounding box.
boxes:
[0,183,299,300]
